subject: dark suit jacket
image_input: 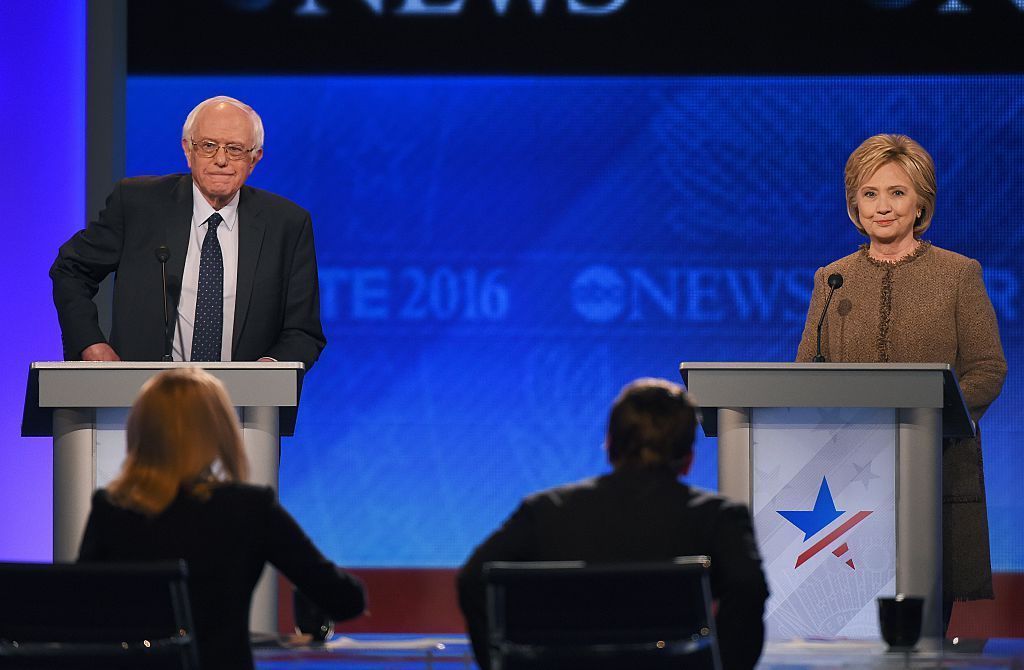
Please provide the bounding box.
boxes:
[457,467,769,670]
[79,483,365,670]
[51,174,326,370]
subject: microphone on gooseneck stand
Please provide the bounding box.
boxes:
[155,245,172,362]
[813,273,844,363]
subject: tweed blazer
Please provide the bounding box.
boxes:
[797,241,1007,599]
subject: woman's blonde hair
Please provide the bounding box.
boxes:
[107,368,248,516]
[844,133,937,237]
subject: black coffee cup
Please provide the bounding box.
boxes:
[877,594,923,650]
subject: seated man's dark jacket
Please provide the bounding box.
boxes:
[457,466,769,670]
[51,174,326,369]
[79,483,365,670]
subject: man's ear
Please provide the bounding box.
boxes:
[678,452,695,476]
[604,441,617,468]
[248,148,263,174]
[182,138,193,169]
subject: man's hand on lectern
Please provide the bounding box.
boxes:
[81,343,121,362]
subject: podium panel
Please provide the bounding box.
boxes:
[752,407,896,639]
[681,362,965,641]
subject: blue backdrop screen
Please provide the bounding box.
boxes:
[127,75,1024,570]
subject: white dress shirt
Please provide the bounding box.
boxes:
[172,184,239,362]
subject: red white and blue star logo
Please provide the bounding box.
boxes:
[777,477,872,570]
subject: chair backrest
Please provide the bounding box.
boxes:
[484,556,721,670]
[0,560,200,670]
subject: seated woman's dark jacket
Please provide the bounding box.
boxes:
[79,483,365,670]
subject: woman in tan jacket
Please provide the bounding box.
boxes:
[797,134,1006,625]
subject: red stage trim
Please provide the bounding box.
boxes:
[948,573,1024,639]
[278,568,1024,639]
[279,568,464,635]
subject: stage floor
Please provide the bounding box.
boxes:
[254,635,1024,669]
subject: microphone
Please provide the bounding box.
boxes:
[155,245,172,362]
[813,273,844,363]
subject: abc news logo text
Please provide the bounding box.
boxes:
[274,0,628,16]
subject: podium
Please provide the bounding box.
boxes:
[679,362,972,641]
[22,361,305,635]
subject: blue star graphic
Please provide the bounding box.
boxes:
[778,477,845,541]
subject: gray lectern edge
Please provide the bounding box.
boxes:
[678,362,973,439]
[22,361,305,438]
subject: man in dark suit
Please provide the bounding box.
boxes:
[51,96,325,370]
[457,378,770,670]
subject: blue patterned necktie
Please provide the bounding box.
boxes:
[191,212,224,362]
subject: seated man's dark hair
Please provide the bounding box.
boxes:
[606,378,698,470]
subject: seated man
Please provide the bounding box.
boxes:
[457,378,769,670]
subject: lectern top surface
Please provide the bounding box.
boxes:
[24,361,305,437]
[30,361,304,371]
[677,361,971,439]
[679,362,952,372]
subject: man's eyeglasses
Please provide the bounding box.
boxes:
[190,138,256,161]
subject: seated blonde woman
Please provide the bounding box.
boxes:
[78,368,365,670]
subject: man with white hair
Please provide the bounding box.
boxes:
[52,96,325,370]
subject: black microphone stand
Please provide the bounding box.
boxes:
[155,246,172,362]
[813,273,844,362]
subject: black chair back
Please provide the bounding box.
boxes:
[0,560,199,669]
[485,556,721,670]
